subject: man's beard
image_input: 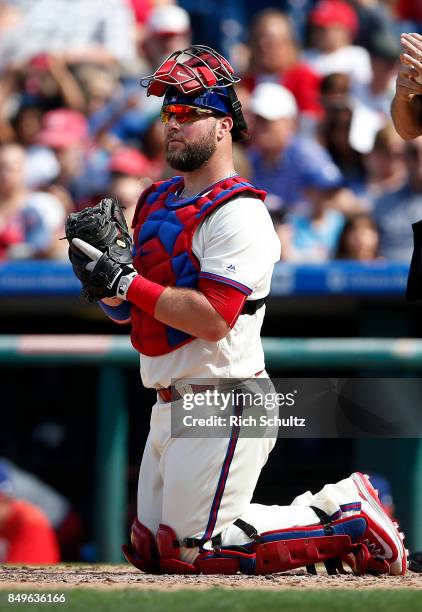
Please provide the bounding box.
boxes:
[166,124,217,172]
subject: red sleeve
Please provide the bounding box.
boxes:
[4,501,60,564]
[199,277,247,328]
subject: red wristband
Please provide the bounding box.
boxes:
[126,275,165,317]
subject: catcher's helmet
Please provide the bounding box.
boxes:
[140,45,249,142]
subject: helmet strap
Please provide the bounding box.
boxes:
[226,87,249,142]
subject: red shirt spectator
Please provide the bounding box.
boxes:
[243,64,322,117]
[0,489,60,564]
[0,462,60,564]
[244,9,322,117]
[303,0,372,88]
[0,144,65,260]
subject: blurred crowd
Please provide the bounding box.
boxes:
[0,0,421,264]
[0,458,85,563]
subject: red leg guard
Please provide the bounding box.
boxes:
[122,518,161,574]
[254,534,354,575]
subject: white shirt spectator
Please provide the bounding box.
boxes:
[353,76,396,119]
[0,0,136,69]
[303,45,372,88]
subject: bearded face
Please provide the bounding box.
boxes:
[165,119,218,172]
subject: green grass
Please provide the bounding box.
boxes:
[1,589,422,612]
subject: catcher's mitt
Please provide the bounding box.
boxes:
[65,198,134,302]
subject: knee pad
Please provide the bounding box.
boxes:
[156,524,199,574]
[122,518,161,573]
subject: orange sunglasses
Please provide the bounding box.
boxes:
[160,104,215,125]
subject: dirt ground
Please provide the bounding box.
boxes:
[0,565,421,591]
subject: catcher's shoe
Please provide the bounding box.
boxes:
[351,472,407,575]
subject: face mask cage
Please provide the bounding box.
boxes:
[140,45,241,97]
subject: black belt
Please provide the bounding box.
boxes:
[157,370,264,403]
[241,297,266,315]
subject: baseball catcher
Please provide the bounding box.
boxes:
[66,45,407,576]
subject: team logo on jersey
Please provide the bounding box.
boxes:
[226,264,236,273]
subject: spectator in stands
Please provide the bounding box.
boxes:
[0,458,84,561]
[363,123,407,207]
[0,461,60,564]
[143,5,192,69]
[304,0,372,88]
[10,105,61,192]
[243,9,322,123]
[17,53,86,113]
[140,115,167,178]
[247,82,343,222]
[320,69,387,169]
[74,63,119,121]
[372,137,422,261]
[36,109,109,207]
[350,0,403,49]
[279,183,346,262]
[72,63,140,151]
[0,0,137,70]
[11,105,43,148]
[353,30,400,118]
[320,72,351,108]
[318,96,368,196]
[108,147,154,229]
[0,143,65,260]
[335,213,380,260]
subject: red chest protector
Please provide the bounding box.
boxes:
[130,175,266,357]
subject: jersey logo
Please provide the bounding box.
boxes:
[226,264,236,273]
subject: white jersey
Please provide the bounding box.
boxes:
[139,195,281,389]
